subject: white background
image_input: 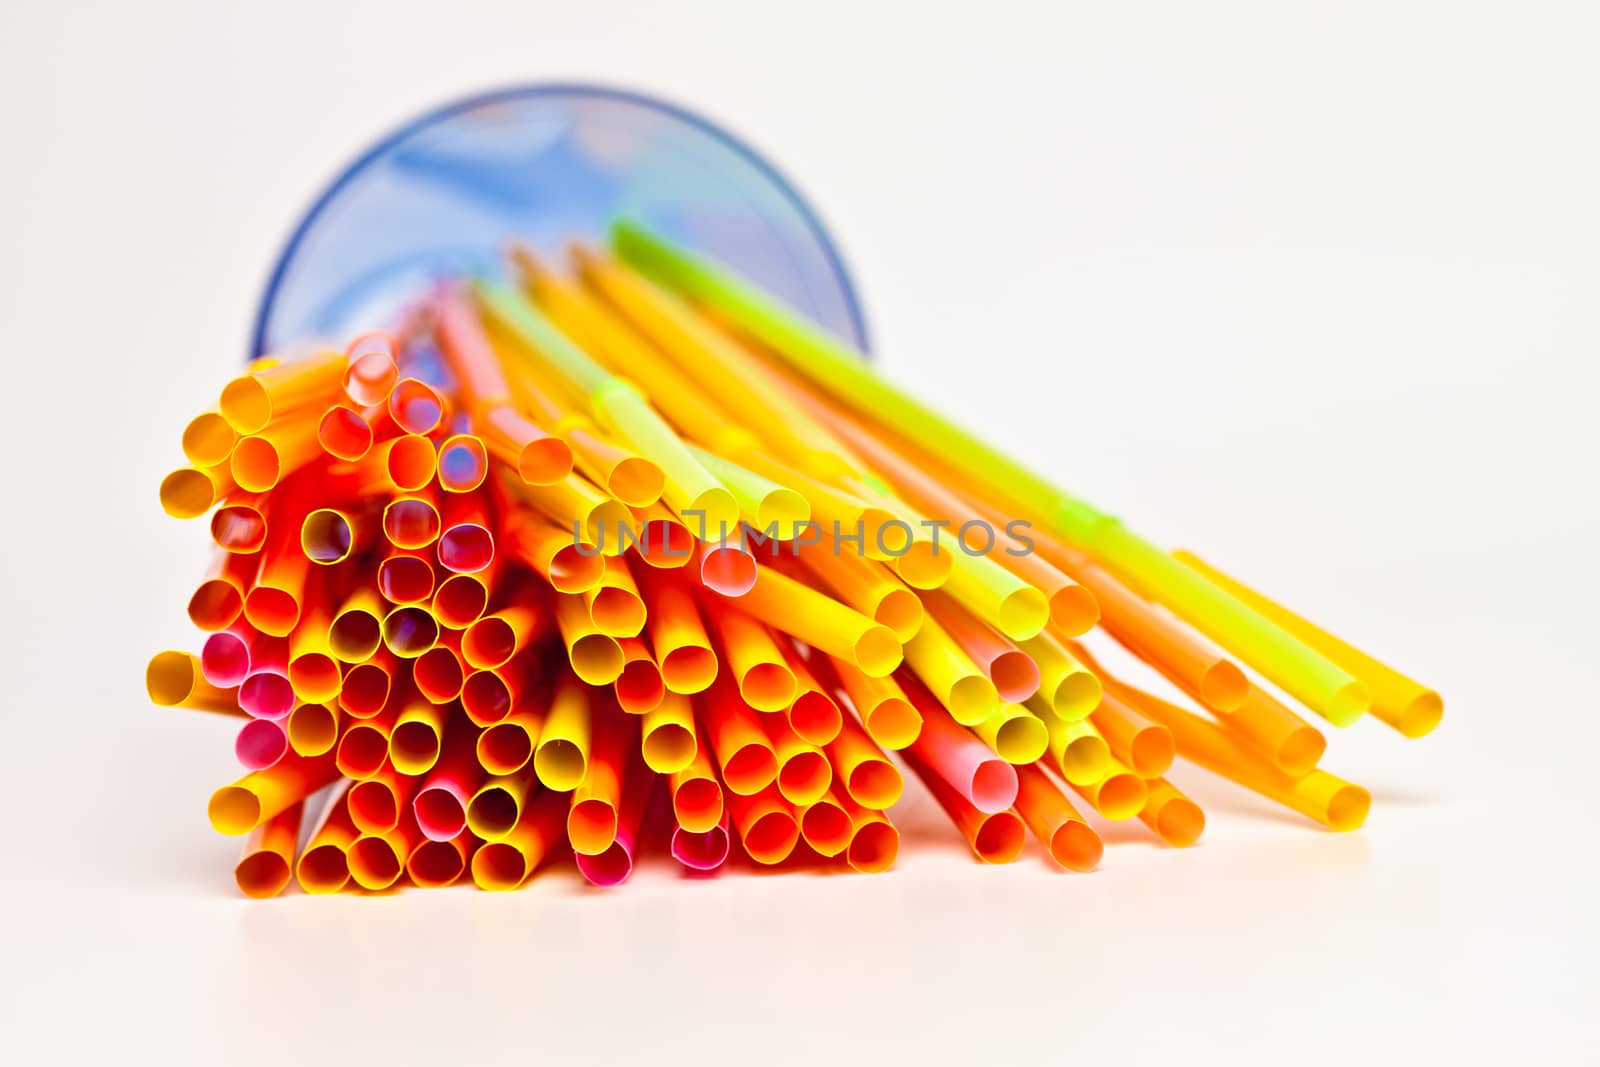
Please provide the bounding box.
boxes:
[2,1,1596,1062]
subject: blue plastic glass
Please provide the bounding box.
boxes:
[251,84,870,360]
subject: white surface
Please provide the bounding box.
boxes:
[2,1,1597,1062]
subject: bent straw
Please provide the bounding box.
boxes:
[1069,758,1149,822]
[777,644,844,746]
[338,654,394,718]
[923,591,1039,704]
[826,657,922,750]
[183,410,238,467]
[671,814,731,872]
[478,706,543,777]
[467,765,540,841]
[414,726,484,841]
[159,462,235,519]
[641,692,698,774]
[1173,551,1444,738]
[317,404,373,462]
[703,676,779,796]
[349,761,415,835]
[1017,631,1102,721]
[1035,702,1113,786]
[972,703,1050,765]
[407,834,469,889]
[615,636,666,715]
[285,702,339,758]
[903,748,1026,864]
[613,222,1369,726]
[689,446,811,540]
[235,717,288,771]
[220,347,345,435]
[504,515,605,593]
[210,495,268,554]
[476,281,740,537]
[1115,682,1371,831]
[640,573,717,694]
[533,677,592,791]
[554,592,624,685]
[568,699,633,855]
[295,784,359,894]
[764,715,833,807]
[799,792,854,858]
[383,493,442,550]
[727,785,800,865]
[234,801,302,898]
[470,787,569,890]
[712,563,902,679]
[1012,763,1103,872]
[146,650,242,716]
[1138,777,1206,848]
[1089,690,1176,779]
[575,757,651,887]
[670,740,725,834]
[902,613,999,726]
[824,707,904,810]
[903,678,1017,813]
[208,750,338,835]
[584,555,646,638]
[389,701,448,776]
[844,806,900,873]
[782,537,923,643]
[706,609,796,713]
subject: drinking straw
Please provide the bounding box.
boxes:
[844,806,900,874]
[640,573,718,694]
[1071,758,1151,821]
[1113,683,1371,831]
[383,493,442,550]
[239,663,295,721]
[187,553,248,631]
[234,801,302,898]
[554,592,624,685]
[923,591,1039,704]
[1018,631,1102,721]
[287,605,341,703]
[477,707,542,777]
[1172,551,1444,738]
[146,650,242,716]
[350,809,425,891]
[460,656,535,727]
[467,765,541,841]
[799,792,854,857]
[777,645,844,747]
[613,223,1370,727]
[389,701,448,776]
[583,555,646,637]
[765,715,833,806]
[972,703,1050,765]
[641,692,697,773]
[503,515,605,593]
[221,347,346,435]
[781,536,923,642]
[231,413,323,493]
[575,757,652,888]
[614,636,666,714]
[822,657,922,750]
[734,454,905,565]
[702,676,780,796]
[903,678,1018,813]
[1012,763,1103,872]
[902,749,1026,864]
[688,446,811,539]
[625,503,695,571]
[183,410,238,468]
[317,404,373,462]
[208,749,338,835]
[335,705,397,780]
[235,717,288,771]
[475,281,741,539]
[433,571,493,630]
[823,708,905,810]
[462,605,544,671]
[1034,699,1112,785]
[727,785,800,865]
[159,462,236,519]
[706,609,796,712]
[569,700,633,856]
[343,331,398,407]
[504,470,632,553]
[437,492,496,574]
[533,677,592,791]
[339,655,394,718]
[1089,691,1176,779]
[407,834,469,888]
[295,784,359,895]
[245,521,311,637]
[388,377,447,436]
[301,507,365,564]
[470,787,569,891]
[210,495,268,553]
[692,534,759,597]
[285,702,338,758]
[711,562,903,679]
[1137,777,1205,848]
[414,726,484,841]
[349,761,415,835]
[670,740,725,834]
[381,604,439,658]
[902,613,999,727]
[671,814,731,872]
[378,549,436,606]
[432,289,573,485]
[329,586,385,662]
[200,627,253,688]
[1213,685,1326,777]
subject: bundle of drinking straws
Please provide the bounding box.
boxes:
[148,222,1443,896]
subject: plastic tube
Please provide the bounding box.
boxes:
[670,740,725,834]
[470,787,569,891]
[1012,763,1102,872]
[702,676,779,796]
[902,613,999,727]
[533,677,591,791]
[208,750,339,836]
[1138,777,1206,847]
[234,801,302,898]
[706,609,796,713]
[640,573,717,694]
[902,678,1017,814]
[727,785,800,865]
[146,650,241,716]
